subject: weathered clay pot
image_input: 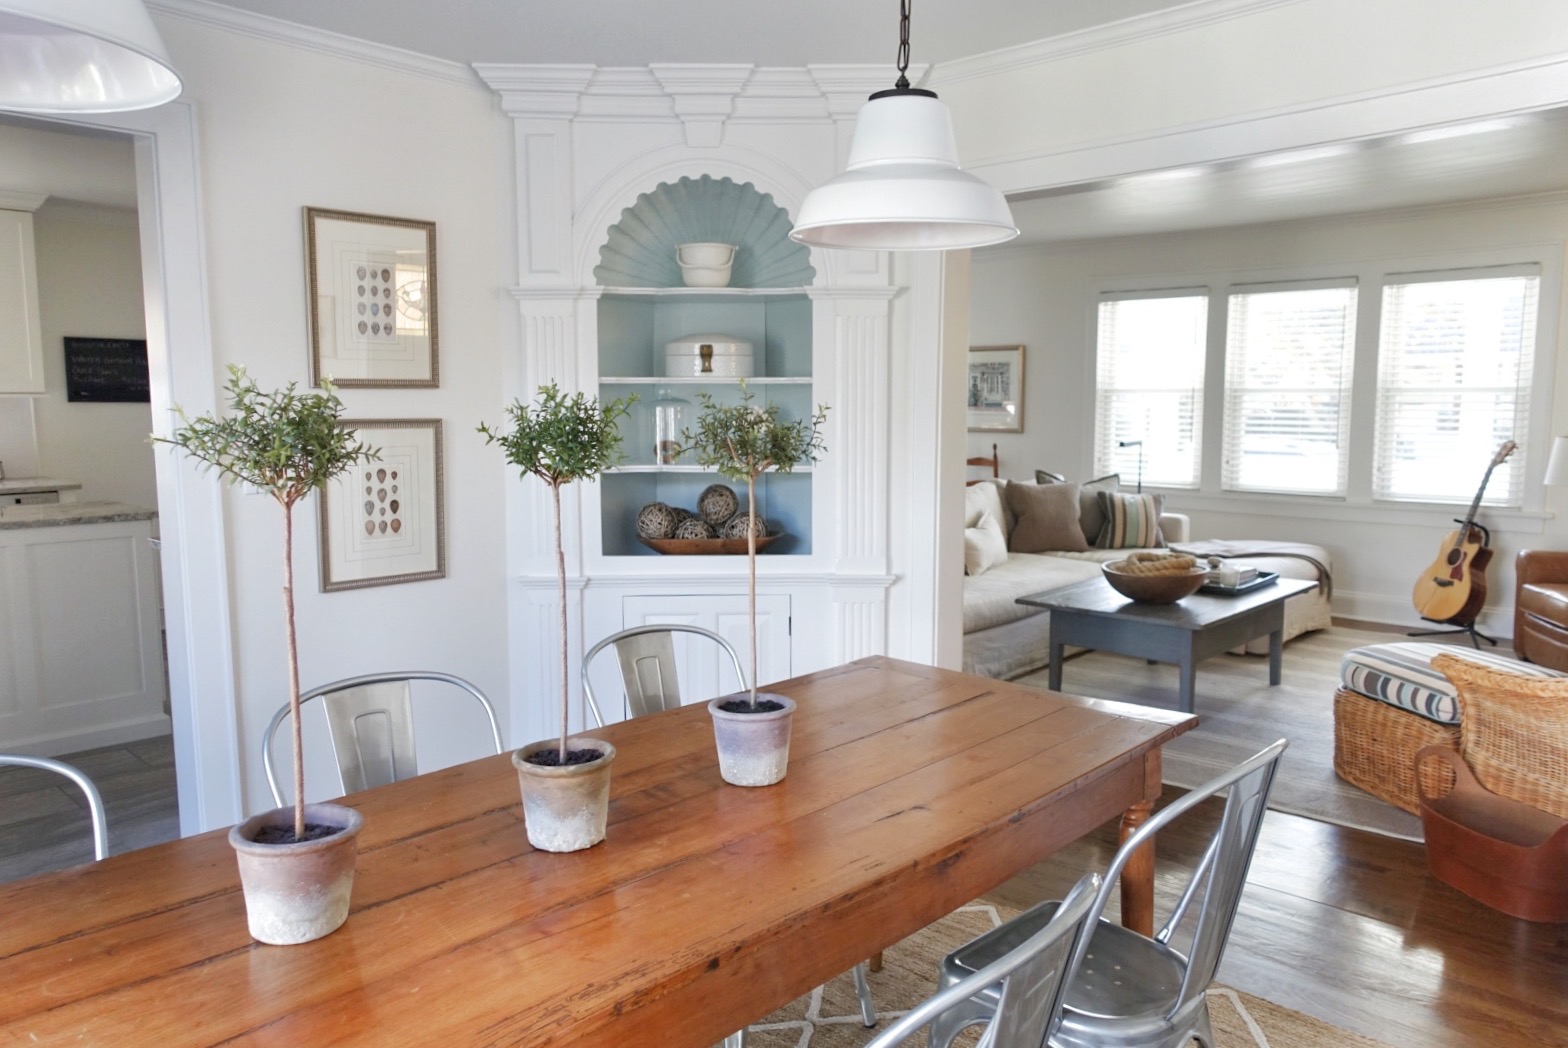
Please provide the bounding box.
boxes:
[708,693,796,787]
[513,739,616,852]
[229,802,363,946]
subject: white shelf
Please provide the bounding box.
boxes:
[609,464,815,474]
[599,376,812,385]
[601,286,811,298]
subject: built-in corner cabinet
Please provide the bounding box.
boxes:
[480,66,914,743]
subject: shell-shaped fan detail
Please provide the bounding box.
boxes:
[594,175,816,289]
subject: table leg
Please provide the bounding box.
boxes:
[1048,639,1064,692]
[1269,626,1283,685]
[1177,652,1197,714]
[1119,800,1155,937]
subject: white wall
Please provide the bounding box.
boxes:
[970,193,1568,638]
[31,202,157,510]
[153,17,517,810]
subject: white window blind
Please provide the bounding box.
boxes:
[1095,292,1208,488]
[1222,281,1357,495]
[1373,268,1538,504]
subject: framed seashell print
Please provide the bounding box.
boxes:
[319,419,445,591]
[305,207,438,387]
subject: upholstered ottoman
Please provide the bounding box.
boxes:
[1334,643,1563,814]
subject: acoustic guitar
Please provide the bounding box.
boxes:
[1411,440,1516,625]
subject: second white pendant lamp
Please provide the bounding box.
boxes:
[0,0,181,114]
[790,0,1018,252]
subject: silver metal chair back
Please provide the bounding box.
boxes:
[263,671,503,807]
[933,738,1287,1048]
[0,754,109,862]
[582,624,747,726]
[866,873,1101,1048]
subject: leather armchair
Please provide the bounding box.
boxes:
[1514,550,1568,671]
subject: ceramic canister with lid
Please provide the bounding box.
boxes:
[664,334,755,378]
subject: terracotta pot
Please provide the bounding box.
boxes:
[229,802,363,945]
[708,693,796,787]
[513,739,616,852]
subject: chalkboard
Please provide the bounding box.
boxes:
[64,337,150,403]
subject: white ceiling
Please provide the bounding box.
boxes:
[1006,108,1568,244]
[191,0,1194,67]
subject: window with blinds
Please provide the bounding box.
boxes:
[1094,293,1208,488]
[1222,282,1357,495]
[1373,268,1538,504]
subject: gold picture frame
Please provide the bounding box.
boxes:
[967,345,1024,432]
[319,419,445,591]
[305,207,438,388]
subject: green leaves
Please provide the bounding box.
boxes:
[157,365,378,510]
[479,383,636,488]
[680,382,828,484]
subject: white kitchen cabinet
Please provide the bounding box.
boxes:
[0,208,45,394]
[0,510,168,754]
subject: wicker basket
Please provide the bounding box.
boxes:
[1333,687,1459,815]
[1431,653,1568,819]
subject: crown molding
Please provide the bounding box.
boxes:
[147,0,480,89]
[930,0,1306,87]
[0,191,47,212]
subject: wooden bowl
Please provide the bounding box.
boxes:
[639,534,780,556]
[1101,561,1209,604]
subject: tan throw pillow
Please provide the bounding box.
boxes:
[1078,473,1120,547]
[963,510,1008,576]
[1096,490,1165,549]
[1432,653,1568,818]
[1006,481,1089,553]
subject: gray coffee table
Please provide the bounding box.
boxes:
[1018,575,1318,713]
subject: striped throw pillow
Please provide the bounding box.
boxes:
[1095,491,1164,549]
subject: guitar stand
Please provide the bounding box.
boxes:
[1408,620,1499,649]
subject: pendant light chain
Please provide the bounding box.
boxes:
[894,0,913,90]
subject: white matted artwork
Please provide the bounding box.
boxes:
[967,345,1024,432]
[305,207,438,388]
[319,419,445,591]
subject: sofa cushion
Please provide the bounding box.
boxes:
[1096,491,1165,548]
[961,552,1102,632]
[1006,481,1089,553]
[963,479,1006,530]
[964,511,1008,576]
[1340,642,1563,725]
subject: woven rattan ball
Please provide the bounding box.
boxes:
[721,512,768,539]
[674,517,716,540]
[636,502,680,540]
[698,484,739,525]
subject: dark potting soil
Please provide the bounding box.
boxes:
[252,823,346,845]
[717,698,785,714]
[525,747,604,768]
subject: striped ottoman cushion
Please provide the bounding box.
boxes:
[1340,642,1565,725]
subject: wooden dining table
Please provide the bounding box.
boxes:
[0,656,1193,1046]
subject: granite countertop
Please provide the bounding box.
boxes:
[0,476,83,495]
[0,500,156,530]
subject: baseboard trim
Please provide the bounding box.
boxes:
[5,717,173,759]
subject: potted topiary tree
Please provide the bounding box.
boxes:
[158,365,378,945]
[682,383,827,786]
[480,383,634,851]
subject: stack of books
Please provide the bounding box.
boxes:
[1206,560,1259,588]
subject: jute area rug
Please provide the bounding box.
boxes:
[745,903,1397,1047]
[1015,624,1426,841]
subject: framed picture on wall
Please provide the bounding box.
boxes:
[305,207,439,388]
[319,419,445,591]
[967,345,1025,432]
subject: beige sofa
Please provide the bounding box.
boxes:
[962,478,1331,680]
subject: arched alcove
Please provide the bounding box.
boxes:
[593,174,815,289]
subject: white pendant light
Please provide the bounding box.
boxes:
[0,0,181,114]
[791,0,1017,252]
